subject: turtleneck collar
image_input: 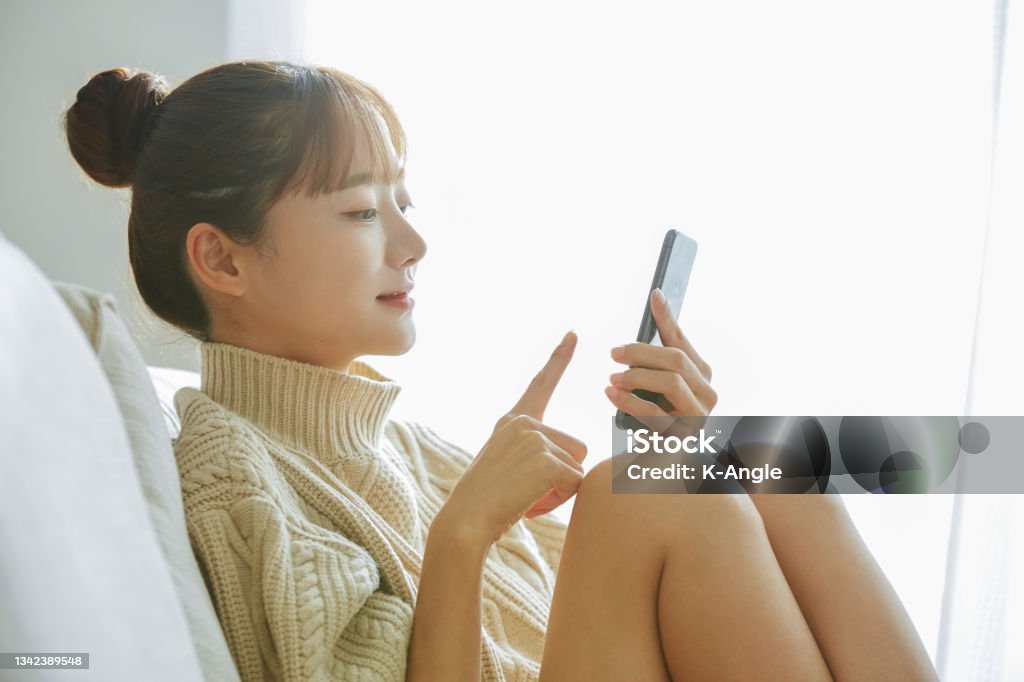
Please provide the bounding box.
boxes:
[199,342,402,459]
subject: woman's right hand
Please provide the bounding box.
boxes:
[438,331,588,547]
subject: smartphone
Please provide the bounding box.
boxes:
[615,229,698,432]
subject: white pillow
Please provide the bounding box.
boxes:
[0,236,206,681]
[148,366,201,441]
[53,282,239,682]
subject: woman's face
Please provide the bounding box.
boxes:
[200,131,427,372]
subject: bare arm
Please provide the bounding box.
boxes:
[406,506,491,682]
[406,332,586,680]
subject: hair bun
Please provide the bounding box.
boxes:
[64,67,170,188]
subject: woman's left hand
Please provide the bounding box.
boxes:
[605,288,718,420]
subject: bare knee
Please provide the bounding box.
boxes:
[574,457,764,551]
[579,456,615,494]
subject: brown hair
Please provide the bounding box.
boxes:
[62,60,407,341]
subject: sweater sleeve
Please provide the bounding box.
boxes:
[188,493,413,682]
[520,513,570,575]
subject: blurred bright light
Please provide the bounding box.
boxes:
[302,0,993,668]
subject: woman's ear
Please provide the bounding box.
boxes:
[185,222,248,297]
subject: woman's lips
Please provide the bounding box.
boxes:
[376,292,414,309]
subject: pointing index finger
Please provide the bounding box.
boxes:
[510,330,577,420]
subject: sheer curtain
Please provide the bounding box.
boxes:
[233,0,1009,673]
[937,1,1024,679]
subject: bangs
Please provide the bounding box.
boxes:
[282,66,407,198]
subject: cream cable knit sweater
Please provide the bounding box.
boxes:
[173,342,569,681]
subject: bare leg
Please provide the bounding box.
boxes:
[539,458,832,681]
[538,455,673,682]
[747,494,938,681]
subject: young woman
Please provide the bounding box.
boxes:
[63,61,937,681]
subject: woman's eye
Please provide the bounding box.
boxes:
[353,208,378,221]
[344,203,414,222]
[341,208,378,222]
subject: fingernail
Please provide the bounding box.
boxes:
[609,372,624,384]
[611,345,625,360]
[654,288,667,305]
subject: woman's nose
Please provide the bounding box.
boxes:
[390,214,427,267]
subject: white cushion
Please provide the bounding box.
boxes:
[148,366,201,442]
[0,233,206,681]
[54,282,238,682]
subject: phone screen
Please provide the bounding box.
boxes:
[616,229,698,431]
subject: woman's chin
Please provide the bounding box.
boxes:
[377,327,416,356]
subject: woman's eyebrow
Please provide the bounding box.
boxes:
[341,167,406,190]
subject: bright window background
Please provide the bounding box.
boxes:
[938,0,1024,678]
[299,0,993,666]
